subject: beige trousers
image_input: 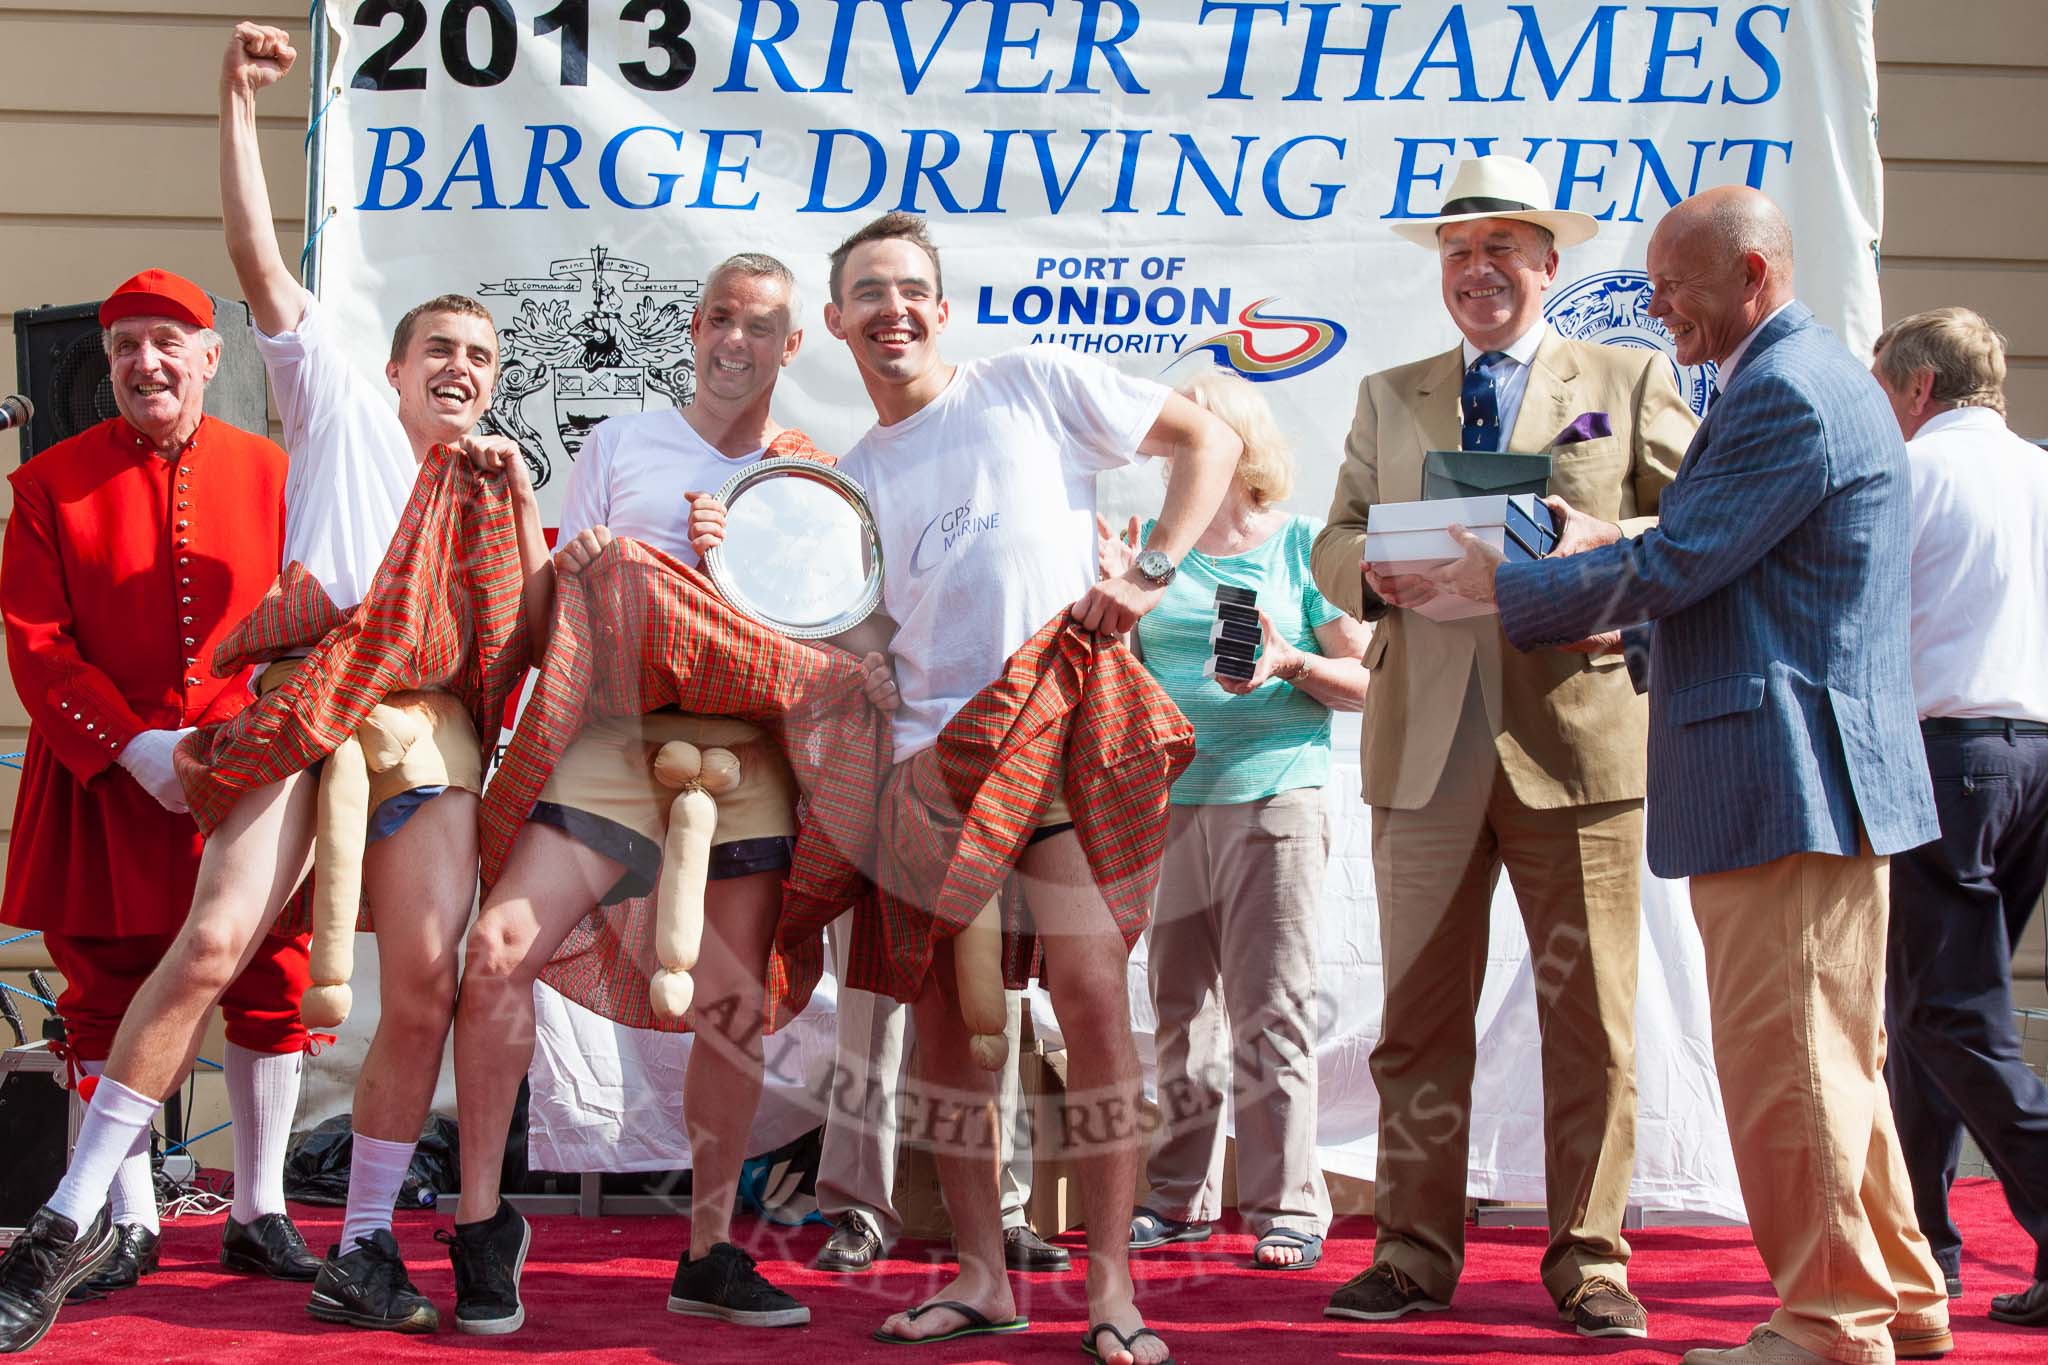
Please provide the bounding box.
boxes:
[1370,678,1643,1304]
[1143,788,1332,1235]
[1690,840,1948,1362]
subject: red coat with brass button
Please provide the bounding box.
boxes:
[1,414,286,936]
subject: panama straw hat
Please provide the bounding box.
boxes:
[1391,155,1600,250]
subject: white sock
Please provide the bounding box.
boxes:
[73,1063,160,1234]
[49,1076,159,1232]
[225,1042,302,1222]
[338,1132,417,1250]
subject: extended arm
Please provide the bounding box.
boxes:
[218,22,303,336]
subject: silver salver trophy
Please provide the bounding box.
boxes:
[703,457,884,638]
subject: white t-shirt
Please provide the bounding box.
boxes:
[248,291,416,611]
[1905,405,2048,723]
[556,408,766,566]
[839,345,1168,760]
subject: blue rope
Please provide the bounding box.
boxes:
[0,930,39,949]
[163,1120,232,1158]
[0,751,22,770]
[1,979,55,1009]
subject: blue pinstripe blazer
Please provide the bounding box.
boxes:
[1494,302,1938,879]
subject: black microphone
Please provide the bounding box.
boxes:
[0,394,32,433]
[0,988,24,1047]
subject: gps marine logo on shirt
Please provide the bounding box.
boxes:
[975,252,1343,382]
[474,246,701,490]
[912,500,1001,576]
[1546,270,1721,418]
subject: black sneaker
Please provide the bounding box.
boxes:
[667,1244,810,1328]
[66,1223,158,1302]
[220,1213,321,1281]
[437,1201,530,1335]
[307,1229,440,1334]
[0,1204,115,1353]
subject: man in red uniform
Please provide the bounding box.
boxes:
[0,270,322,1317]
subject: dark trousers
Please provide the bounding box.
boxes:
[1885,727,2048,1283]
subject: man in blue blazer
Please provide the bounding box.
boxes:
[1427,187,1952,1364]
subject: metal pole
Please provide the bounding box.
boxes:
[302,1,330,295]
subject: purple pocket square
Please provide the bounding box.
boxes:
[1552,411,1612,447]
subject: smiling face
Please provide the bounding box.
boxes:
[825,236,950,396]
[385,309,498,447]
[1645,221,1760,369]
[689,269,802,409]
[107,316,219,447]
[1437,218,1558,351]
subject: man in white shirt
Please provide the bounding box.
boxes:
[821,211,1241,1365]
[445,253,860,1336]
[1873,306,2048,1331]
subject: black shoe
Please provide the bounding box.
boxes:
[1003,1224,1072,1272]
[1989,1277,2048,1326]
[437,1201,530,1336]
[307,1229,440,1334]
[811,1215,882,1274]
[1324,1262,1450,1322]
[65,1224,158,1302]
[1946,1275,1963,1301]
[220,1213,321,1281]
[668,1243,810,1327]
[0,1204,115,1353]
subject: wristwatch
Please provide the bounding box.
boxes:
[1132,548,1178,588]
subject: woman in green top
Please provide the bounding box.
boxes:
[1109,369,1372,1271]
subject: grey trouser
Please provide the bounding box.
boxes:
[1143,787,1333,1236]
[817,917,1033,1244]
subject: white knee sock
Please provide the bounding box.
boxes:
[72,1063,160,1234]
[338,1132,417,1251]
[225,1042,302,1222]
[49,1076,159,1232]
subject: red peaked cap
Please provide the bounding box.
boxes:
[98,269,215,331]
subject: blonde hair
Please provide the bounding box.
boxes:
[1175,367,1294,505]
[1873,307,2007,416]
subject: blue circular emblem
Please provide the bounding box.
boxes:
[1545,270,1718,418]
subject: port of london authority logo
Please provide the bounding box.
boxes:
[476,247,700,488]
[1178,297,1348,384]
[1545,270,1719,418]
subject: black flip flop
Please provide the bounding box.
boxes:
[1083,1322,1177,1365]
[872,1300,1030,1345]
[1250,1227,1325,1271]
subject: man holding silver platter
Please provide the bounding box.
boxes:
[443,252,891,1336]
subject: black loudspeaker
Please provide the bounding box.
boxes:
[11,294,270,461]
[0,1046,67,1238]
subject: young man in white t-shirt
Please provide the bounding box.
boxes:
[442,254,872,1336]
[822,212,1241,1365]
[0,28,550,1362]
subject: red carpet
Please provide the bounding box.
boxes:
[34,1178,2042,1363]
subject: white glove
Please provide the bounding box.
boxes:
[117,727,195,814]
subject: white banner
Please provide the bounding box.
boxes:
[312,3,1875,1214]
[313,0,1881,523]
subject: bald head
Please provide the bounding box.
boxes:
[1646,186,1796,369]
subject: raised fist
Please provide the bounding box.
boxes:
[224,22,295,97]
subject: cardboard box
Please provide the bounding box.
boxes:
[1365,494,1554,621]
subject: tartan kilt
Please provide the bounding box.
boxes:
[174,443,529,931]
[481,536,887,1034]
[787,611,1195,1003]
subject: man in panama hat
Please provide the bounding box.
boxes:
[1311,155,1696,1337]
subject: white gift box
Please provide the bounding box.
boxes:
[1363,494,1526,622]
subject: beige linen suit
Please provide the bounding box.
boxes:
[1311,330,1694,1304]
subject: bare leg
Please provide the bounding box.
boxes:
[682,869,777,1257]
[354,790,480,1144]
[1022,831,1169,1365]
[874,966,1015,1342]
[103,772,318,1097]
[451,823,620,1225]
